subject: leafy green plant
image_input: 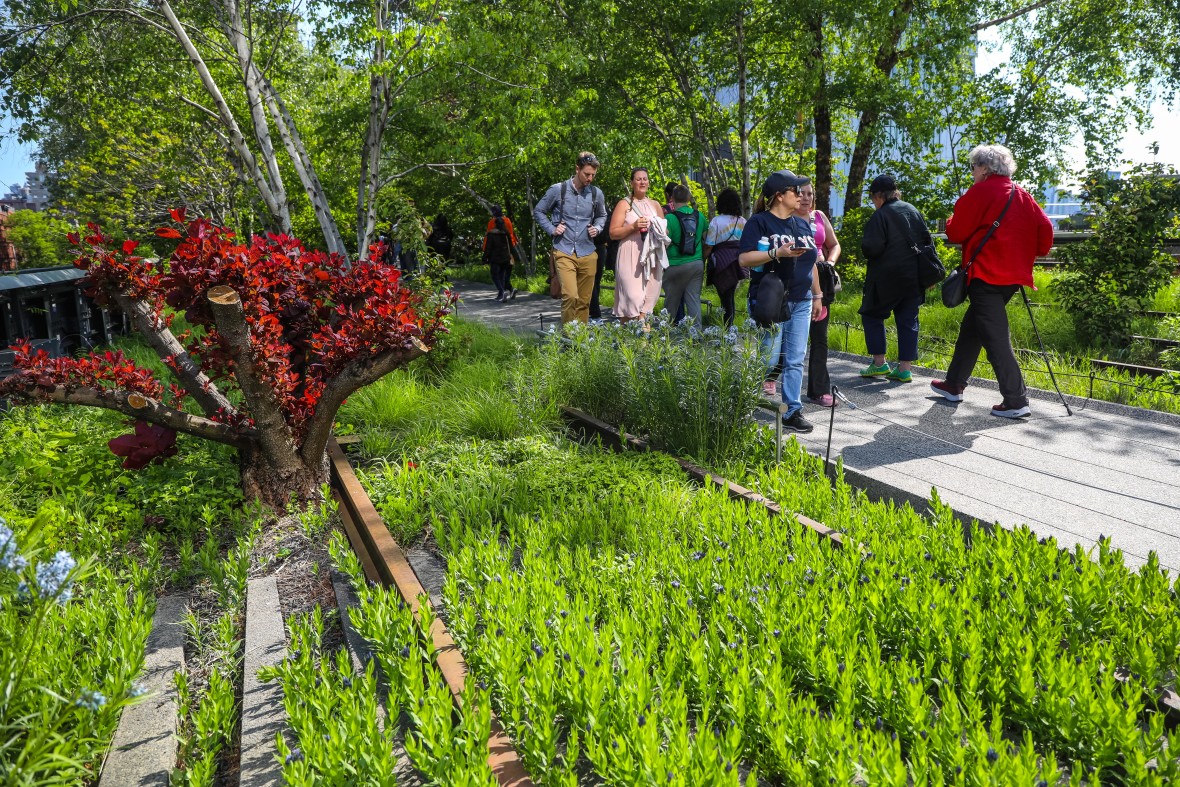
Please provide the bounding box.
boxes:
[263,534,498,786]
[531,319,766,465]
[1055,164,1180,346]
[0,518,150,784]
[344,385,1180,784]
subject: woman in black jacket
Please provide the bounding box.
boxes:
[857,174,932,383]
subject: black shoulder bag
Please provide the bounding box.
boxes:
[880,204,945,289]
[941,185,1016,308]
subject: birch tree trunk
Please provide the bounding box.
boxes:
[220,0,290,226]
[152,0,290,232]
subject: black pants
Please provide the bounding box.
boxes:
[806,311,830,399]
[589,252,605,319]
[490,262,513,297]
[946,280,1027,407]
[717,285,737,328]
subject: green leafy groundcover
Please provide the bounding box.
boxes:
[335,321,1179,785]
[0,404,242,784]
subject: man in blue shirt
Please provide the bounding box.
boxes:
[534,152,608,324]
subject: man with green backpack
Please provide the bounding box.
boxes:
[663,184,706,325]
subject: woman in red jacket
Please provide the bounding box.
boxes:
[931,144,1054,418]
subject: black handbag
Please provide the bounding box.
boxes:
[880,204,945,289]
[816,260,841,305]
[942,186,1016,308]
[750,268,786,328]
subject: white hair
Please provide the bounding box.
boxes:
[969,144,1017,177]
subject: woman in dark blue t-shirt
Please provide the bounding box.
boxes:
[739,170,824,434]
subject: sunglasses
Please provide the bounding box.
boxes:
[577,154,599,167]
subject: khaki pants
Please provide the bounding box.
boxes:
[553,250,598,324]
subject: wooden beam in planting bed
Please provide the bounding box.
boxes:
[559,406,846,548]
[326,439,534,787]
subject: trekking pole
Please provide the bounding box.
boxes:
[825,384,840,481]
[1020,286,1073,416]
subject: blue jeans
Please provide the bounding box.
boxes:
[862,292,924,361]
[759,299,813,417]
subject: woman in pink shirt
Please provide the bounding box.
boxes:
[795,182,842,407]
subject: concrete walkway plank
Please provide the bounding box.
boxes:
[99,595,188,787]
[239,576,287,787]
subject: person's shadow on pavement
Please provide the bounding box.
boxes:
[838,398,1013,472]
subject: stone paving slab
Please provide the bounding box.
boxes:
[240,576,287,787]
[99,595,187,787]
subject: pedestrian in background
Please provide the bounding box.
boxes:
[534,152,608,324]
[858,174,930,384]
[795,181,842,406]
[482,204,519,302]
[426,214,453,262]
[609,168,665,322]
[932,144,1054,418]
[663,184,706,325]
[703,187,746,328]
[590,198,616,320]
[739,171,822,434]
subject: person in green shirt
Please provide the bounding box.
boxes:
[663,184,706,324]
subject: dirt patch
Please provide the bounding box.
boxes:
[252,513,343,654]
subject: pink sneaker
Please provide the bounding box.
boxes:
[762,380,778,398]
[808,394,835,407]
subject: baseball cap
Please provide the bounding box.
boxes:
[761,170,808,198]
[869,173,898,194]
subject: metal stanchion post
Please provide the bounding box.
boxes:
[825,384,839,480]
[775,405,783,464]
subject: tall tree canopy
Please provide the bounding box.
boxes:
[2,0,1177,238]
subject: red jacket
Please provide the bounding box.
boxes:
[945,175,1053,287]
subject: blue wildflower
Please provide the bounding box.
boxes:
[0,524,28,574]
[75,689,106,711]
[986,747,998,763]
[670,580,681,589]
[285,749,305,765]
[128,683,149,699]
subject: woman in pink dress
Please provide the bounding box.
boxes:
[609,168,665,322]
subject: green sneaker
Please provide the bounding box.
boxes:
[886,368,913,383]
[859,362,892,377]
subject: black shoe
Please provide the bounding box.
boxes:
[783,411,814,434]
[509,288,518,300]
[494,293,505,302]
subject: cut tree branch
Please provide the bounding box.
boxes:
[18,385,254,448]
[300,337,429,467]
[112,292,235,418]
[206,285,303,470]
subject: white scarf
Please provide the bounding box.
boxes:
[639,214,670,283]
